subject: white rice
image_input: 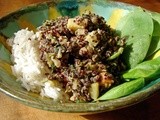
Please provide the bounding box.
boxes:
[8,29,62,100]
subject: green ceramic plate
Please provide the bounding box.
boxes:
[0,0,160,114]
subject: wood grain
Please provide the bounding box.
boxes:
[1,91,160,120]
[0,0,160,120]
[117,0,160,12]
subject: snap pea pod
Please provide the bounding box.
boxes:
[98,78,145,101]
[123,56,160,80]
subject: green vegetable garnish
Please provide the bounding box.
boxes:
[123,57,160,81]
[117,8,154,68]
[146,13,160,57]
[108,47,124,60]
[0,44,11,64]
[98,78,145,100]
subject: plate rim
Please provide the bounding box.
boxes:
[0,0,160,113]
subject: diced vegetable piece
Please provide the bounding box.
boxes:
[89,82,99,100]
[85,31,99,47]
[108,47,124,60]
[67,18,84,32]
[99,72,114,88]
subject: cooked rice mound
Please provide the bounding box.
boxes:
[9,29,64,100]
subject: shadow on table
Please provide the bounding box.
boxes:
[81,91,160,120]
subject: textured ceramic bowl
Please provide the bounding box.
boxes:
[0,0,160,114]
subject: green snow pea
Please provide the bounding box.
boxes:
[117,8,154,68]
[98,78,145,101]
[123,56,160,81]
[146,13,160,57]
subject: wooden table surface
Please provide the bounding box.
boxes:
[0,0,160,120]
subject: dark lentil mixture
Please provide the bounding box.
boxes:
[38,12,125,102]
